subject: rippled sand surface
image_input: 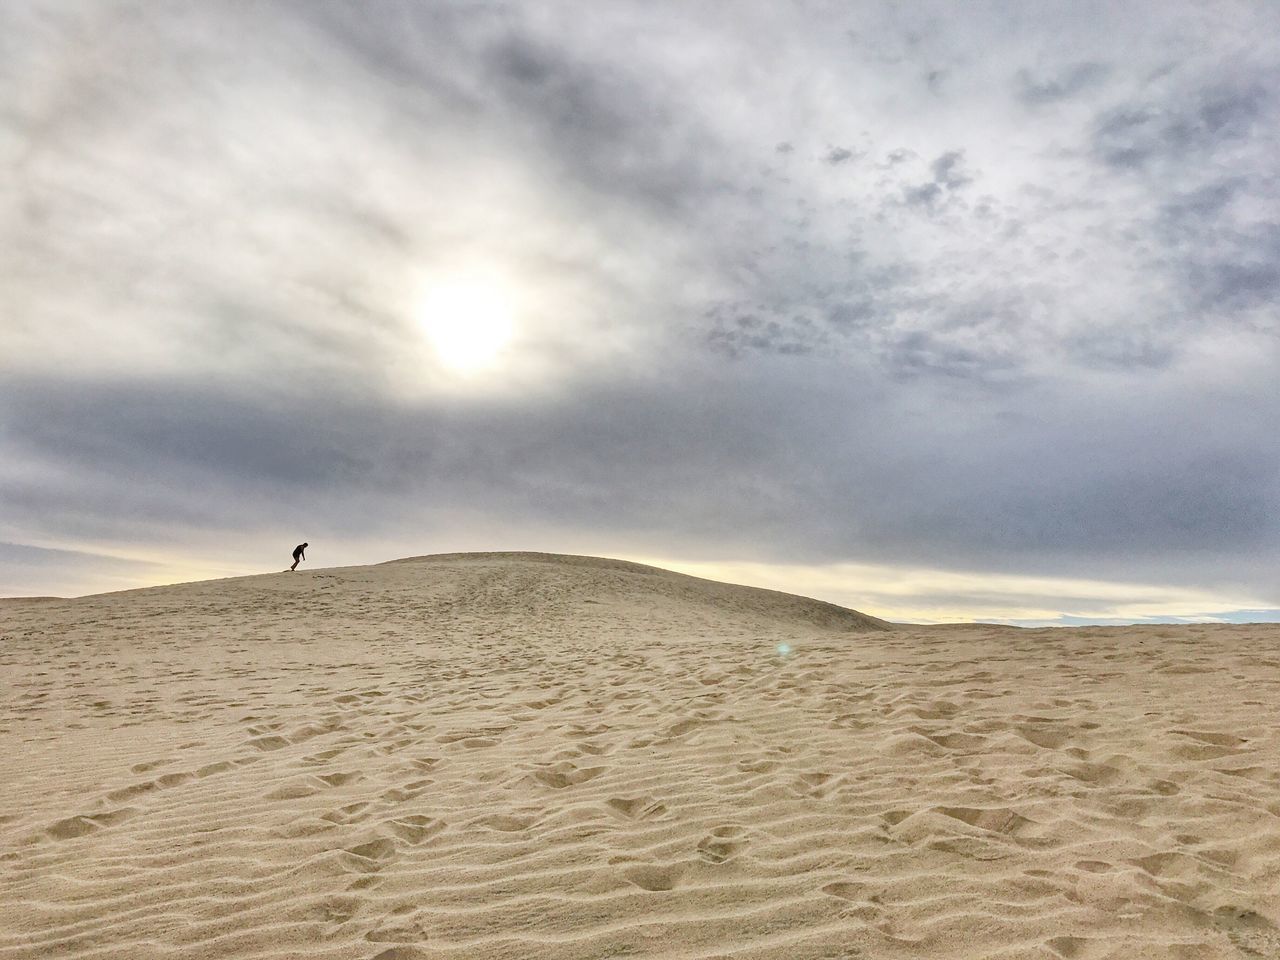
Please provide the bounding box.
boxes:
[2,553,1278,959]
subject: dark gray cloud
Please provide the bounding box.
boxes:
[3,1,1278,614]
[4,350,1277,596]
[899,152,972,213]
[929,151,967,188]
[1092,81,1270,171]
[902,180,944,210]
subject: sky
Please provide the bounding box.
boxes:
[2,0,1278,624]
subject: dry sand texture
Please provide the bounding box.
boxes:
[2,552,1279,959]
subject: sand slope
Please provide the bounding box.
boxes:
[1,553,1278,959]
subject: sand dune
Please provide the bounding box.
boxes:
[1,552,1278,959]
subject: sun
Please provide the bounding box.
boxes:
[416,275,516,374]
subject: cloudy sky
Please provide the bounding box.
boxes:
[3,1,1278,623]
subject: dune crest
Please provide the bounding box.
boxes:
[1,554,1278,958]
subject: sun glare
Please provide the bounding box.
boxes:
[416,276,516,374]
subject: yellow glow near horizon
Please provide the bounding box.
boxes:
[629,555,1273,624]
[416,275,516,374]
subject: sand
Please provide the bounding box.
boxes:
[1,552,1278,959]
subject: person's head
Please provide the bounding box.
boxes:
[302,542,309,547]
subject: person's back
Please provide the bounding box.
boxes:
[290,542,308,571]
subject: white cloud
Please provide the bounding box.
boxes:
[3,1,1278,615]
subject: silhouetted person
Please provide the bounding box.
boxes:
[290,542,308,571]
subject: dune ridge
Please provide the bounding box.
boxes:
[1,553,1278,959]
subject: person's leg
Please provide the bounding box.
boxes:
[290,558,298,571]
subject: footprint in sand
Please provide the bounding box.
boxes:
[129,758,173,774]
[696,825,748,864]
[1172,729,1247,747]
[1213,906,1280,956]
[265,780,321,800]
[435,728,508,745]
[341,837,398,875]
[313,894,364,925]
[532,762,607,789]
[795,771,840,797]
[383,815,446,843]
[1074,860,1113,873]
[821,880,867,901]
[46,807,137,840]
[370,948,420,960]
[604,796,669,821]
[106,779,162,803]
[245,734,291,751]
[1044,935,1093,958]
[920,731,986,751]
[937,806,1035,836]
[1061,762,1124,787]
[1015,726,1071,750]
[196,760,235,778]
[380,780,432,803]
[315,771,363,787]
[473,813,538,832]
[321,801,372,825]
[736,758,781,774]
[623,863,685,891]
